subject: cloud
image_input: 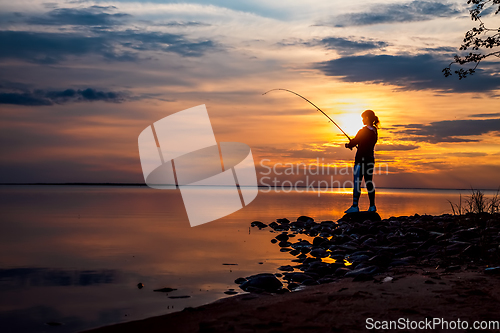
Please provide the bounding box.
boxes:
[27,7,130,26]
[0,30,129,64]
[468,112,500,118]
[115,30,217,57]
[316,54,500,93]
[376,143,420,151]
[450,152,488,157]
[0,88,126,106]
[316,37,388,55]
[156,21,211,27]
[279,36,388,55]
[322,1,460,27]
[0,29,218,64]
[394,118,500,143]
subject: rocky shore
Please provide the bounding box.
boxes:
[239,212,500,293]
[86,212,500,333]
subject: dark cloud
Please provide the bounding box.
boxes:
[316,54,500,93]
[279,37,388,55]
[468,112,500,118]
[0,30,218,64]
[422,46,457,53]
[395,118,500,143]
[0,31,124,64]
[450,152,488,157]
[376,144,420,151]
[0,88,126,106]
[156,21,211,27]
[27,7,130,26]
[323,1,460,27]
[316,37,388,55]
[118,30,216,57]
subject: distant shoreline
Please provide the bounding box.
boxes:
[0,183,498,191]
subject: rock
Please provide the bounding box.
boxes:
[317,276,336,284]
[234,277,247,284]
[368,254,393,267]
[137,283,144,289]
[269,222,279,229]
[251,221,268,229]
[168,295,191,299]
[335,267,351,276]
[445,243,469,255]
[313,237,328,246]
[291,240,312,250]
[224,289,238,295]
[277,218,290,224]
[346,254,370,264]
[278,265,294,271]
[339,212,382,223]
[453,228,480,241]
[444,265,462,272]
[485,266,500,275]
[275,288,290,294]
[362,238,378,247]
[297,216,314,223]
[283,272,314,283]
[239,273,283,293]
[153,287,177,292]
[344,265,378,278]
[302,279,319,285]
[275,233,289,241]
[274,225,290,231]
[388,259,410,267]
[309,248,328,258]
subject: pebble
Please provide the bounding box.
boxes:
[224,289,238,295]
[153,287,177,293]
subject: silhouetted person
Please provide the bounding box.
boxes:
[344,110,379,213]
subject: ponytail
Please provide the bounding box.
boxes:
[362,110,380,129]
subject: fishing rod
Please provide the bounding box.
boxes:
[262,88,351,141]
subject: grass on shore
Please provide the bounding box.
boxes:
[448,188,500,215]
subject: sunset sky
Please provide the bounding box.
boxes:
[1,0,499,189]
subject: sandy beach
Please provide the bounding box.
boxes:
[85,267,500,333]
[85,212,500,333]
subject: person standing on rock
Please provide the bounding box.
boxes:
[344,110,379,213]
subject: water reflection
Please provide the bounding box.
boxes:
[0,185,487,332]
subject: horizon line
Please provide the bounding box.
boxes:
[0,183,498,192]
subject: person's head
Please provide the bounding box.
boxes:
[362,110,380,128]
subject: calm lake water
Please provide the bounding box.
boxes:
[0,185,496,332]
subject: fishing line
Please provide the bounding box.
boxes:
[262,88,351,141]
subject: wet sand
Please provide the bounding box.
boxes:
[85,266,500,333]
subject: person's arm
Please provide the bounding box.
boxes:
[345,128,364,149]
